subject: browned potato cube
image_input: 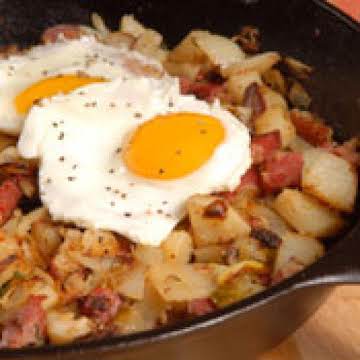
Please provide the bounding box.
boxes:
[187,195,250,247]
[162,230,193,264]
[273,189,344,238]
[302,149,358,212]
[273,231,324,283]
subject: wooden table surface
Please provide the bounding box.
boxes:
[260,286,360,360]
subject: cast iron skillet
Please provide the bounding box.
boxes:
[0,0,359,358]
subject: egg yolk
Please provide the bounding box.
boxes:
[123,112,225,180]
[15,75,105,114]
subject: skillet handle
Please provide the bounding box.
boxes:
[296,226,360,288]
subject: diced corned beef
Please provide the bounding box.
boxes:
[0,296,46,349]
[237,167,262,192]
[290,109,332,146]
[219,167,261,200]
[179,77,225,103]
[242,82,266,122]
[80,288,122,325]
[41,24,82,44]
[187,298,217,316]
[251,131,281,165]
[261,152,303,193]
[179,77,192,94]
[0,179,22,225]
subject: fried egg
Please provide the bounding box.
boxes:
[18,73,251,246]
[0,36,161,134]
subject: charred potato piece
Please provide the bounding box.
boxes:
[187,195,250,247]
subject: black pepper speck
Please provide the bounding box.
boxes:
[124,212,132,217]
[59,156,65,162]
[67,176,76,182]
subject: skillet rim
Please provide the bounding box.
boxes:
[0,0,359,357]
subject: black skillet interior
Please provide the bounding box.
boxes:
[0,0,359,358]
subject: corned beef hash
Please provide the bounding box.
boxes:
[0,14,357,348]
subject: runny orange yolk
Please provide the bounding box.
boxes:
[123,112,225,180]
[15,75,105,114]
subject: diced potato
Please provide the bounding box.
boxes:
[162,230,193,264]
[149,263,216,301]
[187,195,250,247]
[120,15,146,38]
[260,85,288,110]
[29,279,59,310]
[273,231,324,282]
[91,13,110,35]
[254,107,296,147]
[133,29,167,62]
[288,136,313,153]
[16,207,48,238]
[226,71,262,104]
[135,245,163,267]
[164,61,202,81]
[302,149,358,212]
[47,310,93,345]
[193,245,225,263]
[245,201,291,237]
[116,264,146,300]
[102,32,136,48]
[194,31,245,67]
[262,69,286,96]
[221,52,281,78]
[273,189,344,238]
[0,146,20,165]
[31,221,62,259]
[115,281,167,332]
[225,105,253,126]
[168,31,209,64]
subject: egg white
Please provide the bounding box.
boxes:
[18,74,251,246]
[0,36,161,135]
